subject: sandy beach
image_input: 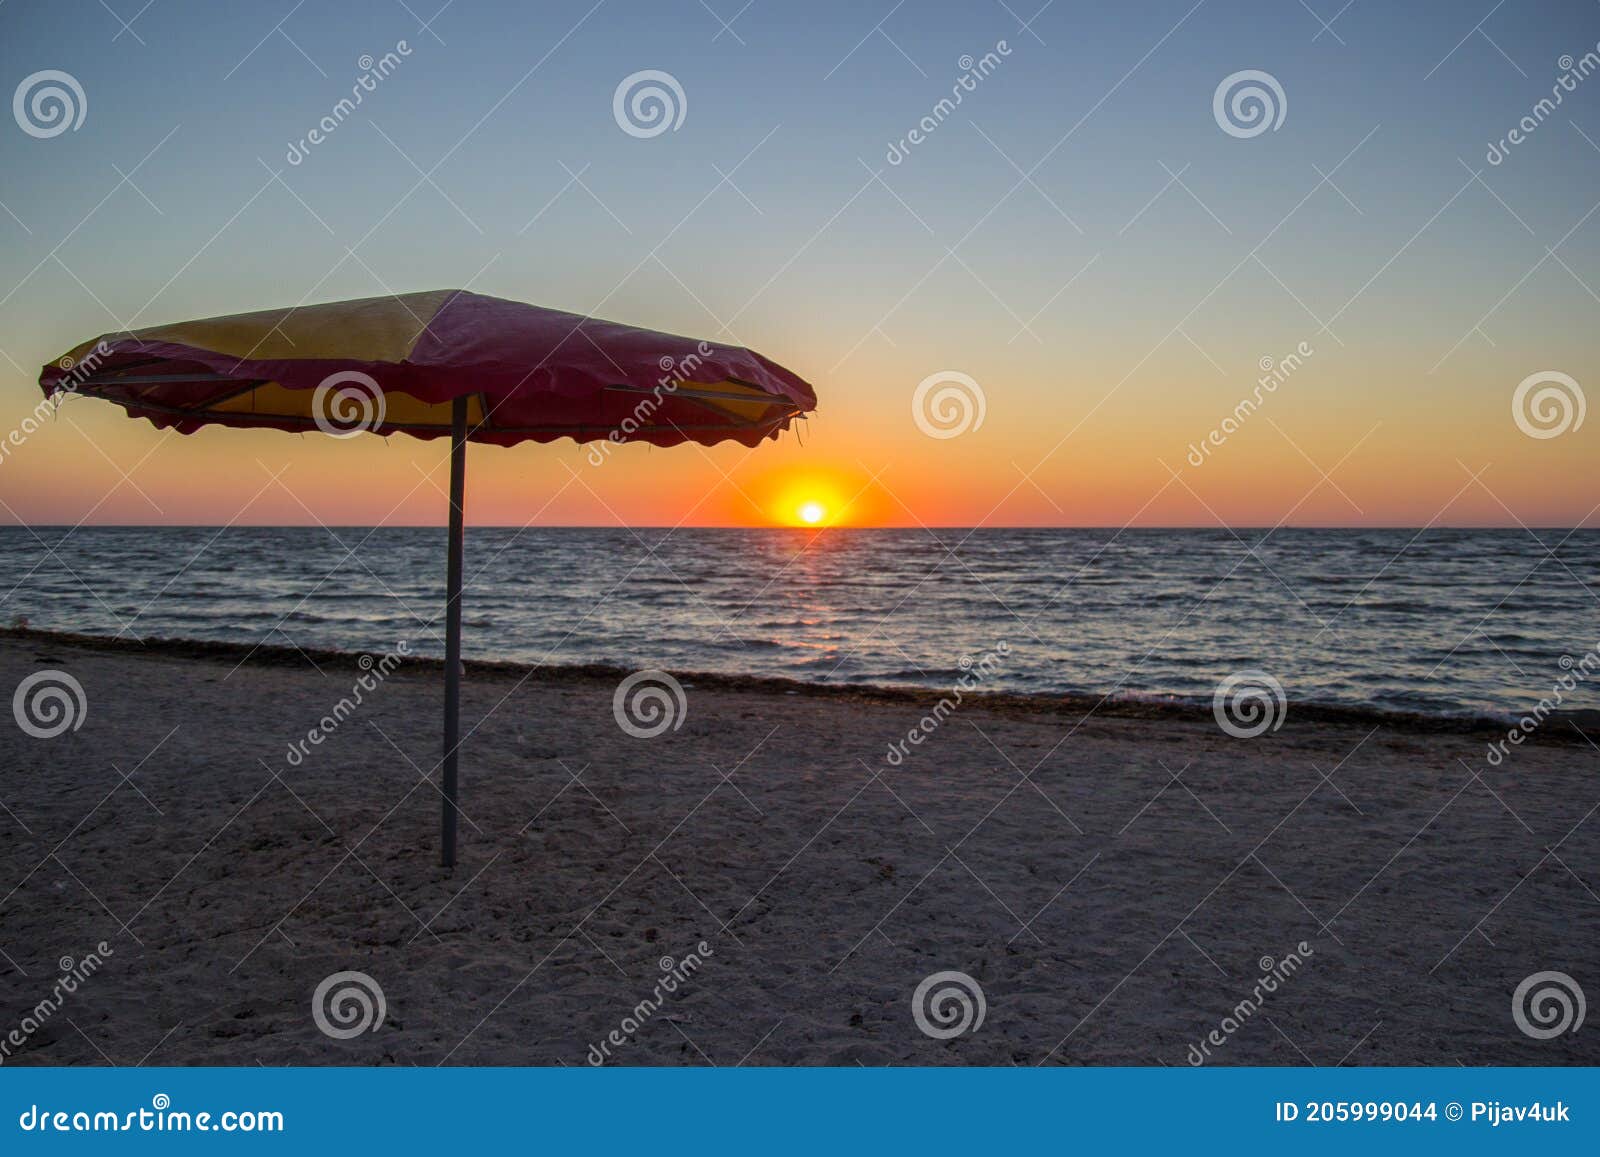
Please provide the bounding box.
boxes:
[1,629,1596,1067]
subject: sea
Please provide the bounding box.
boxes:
[1,526,1596,721]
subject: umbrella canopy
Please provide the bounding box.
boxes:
[39,289,814,447]
[39,290,817,868]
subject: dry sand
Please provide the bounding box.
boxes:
[1,630,1596,1067]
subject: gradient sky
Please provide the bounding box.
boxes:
[0,0,1596,527]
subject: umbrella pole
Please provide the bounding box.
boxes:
[441,396,467,868]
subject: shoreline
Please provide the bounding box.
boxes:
[6,524,1599,531]
[5,626,1596,742]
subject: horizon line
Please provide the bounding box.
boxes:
[3,523,1595,532]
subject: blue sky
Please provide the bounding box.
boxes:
[1,0,1597,525]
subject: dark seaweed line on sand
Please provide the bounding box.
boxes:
[7,627,1597,744]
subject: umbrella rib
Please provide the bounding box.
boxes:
[78,380,796,428]
[75,372,245,386]
[194,379,270,410]
[601,383,796,405]
[57,392,799,435]
[71,374,269,414]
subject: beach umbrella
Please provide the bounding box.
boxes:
[38,289,816,866]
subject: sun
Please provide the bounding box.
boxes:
[765,471,851,527]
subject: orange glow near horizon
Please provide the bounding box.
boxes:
[761,467,864,528]
[1,363,1597,530]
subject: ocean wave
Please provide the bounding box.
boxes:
[3,526,1596,720]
